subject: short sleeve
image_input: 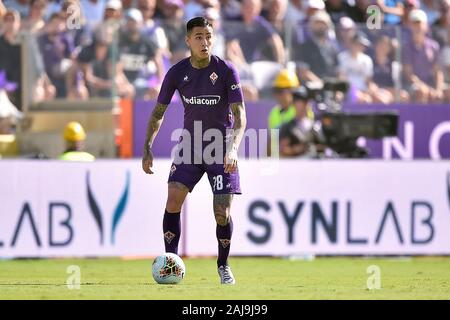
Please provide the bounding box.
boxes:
[157,67,177,105]
[225,62,244,104]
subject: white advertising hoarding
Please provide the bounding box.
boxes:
[1,160,449,257]
[187,160,450,255]
[0,160,171,257]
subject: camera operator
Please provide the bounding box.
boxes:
[309,78,399,158]
[279,86,324,158]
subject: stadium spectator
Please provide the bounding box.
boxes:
[420,0,440,25]
[219,0,241,20]
[60,0,92,100]
[224,0,285,100]
[268,69,299,130]
[290,0,325,46]
[279,86,319,158]
[325,0,352,25]
[0,9,55,108]
[38,12,74,97]
[305,0,325,16]
[431,0,450,48]
[377,0,404,25]
[60,0,91,49]
[80,0,105,29]
[263,0,288,36]
[440,41,450,102]
[184,0,219,21]
[338,32,374,103]
[292,11,339,83]
[0,10,21,104]
[402,9,443,103]
[90,0,122,59]
[336,16,356,53]
[0,1,7,19]
[402,0,419,24]
[44,0,63,19]
[346,0,370,23]
[184,0,204,21]
[65,67,89,99]
[3,0,29,18]
[76,25,134,98]
[91,0,123,43]
[59,121,95,161]
[159,0,189,64]
[261,0,288,62]
[372,35,409,103]
[103,0,122,21]
[0,70,21,157]
[21,0,46,34]
[121,0,133,11]
[205,6,225,58]
[0,70,22,127]
[119,8,163,99]
[225,0,285,64]
[398,0,419,41]
[137,0,169,52]
[285,0,306,25]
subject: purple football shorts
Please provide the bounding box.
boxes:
[167,162,241,194]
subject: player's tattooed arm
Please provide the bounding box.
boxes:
[224,102,247,173]
[142,102,168,174]
[229,102,247,152]
[144,102,168,153]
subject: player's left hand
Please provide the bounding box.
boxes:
[224,148,238,173]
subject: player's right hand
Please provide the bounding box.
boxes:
[142,149,154,174]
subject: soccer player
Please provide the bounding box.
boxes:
[142,17,247,285]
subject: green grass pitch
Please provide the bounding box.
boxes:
[1,257,450,299]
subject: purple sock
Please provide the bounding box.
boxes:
[216,217,233,267]
[163,210,181,254]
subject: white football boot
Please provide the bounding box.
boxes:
[218,265,236,285]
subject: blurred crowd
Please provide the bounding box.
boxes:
[0,0,450,109]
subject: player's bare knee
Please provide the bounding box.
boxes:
[166,199,183,213]
[166,182,189,212]
[165,193,185,212]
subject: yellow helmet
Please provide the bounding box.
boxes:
[63,121,86,142]
[273,69,300,89]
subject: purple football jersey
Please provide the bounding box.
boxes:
[159,55,244,194]
[157,55,244,139]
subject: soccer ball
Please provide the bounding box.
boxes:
[152,253,186,284]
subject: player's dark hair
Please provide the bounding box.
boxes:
[186,17,212,35]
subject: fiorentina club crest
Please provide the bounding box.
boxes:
[219,239,231,248]
[170,164,177,176]
[164,231,176,244]
[210,72,218,85]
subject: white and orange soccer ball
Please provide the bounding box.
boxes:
[152,253,186,284]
